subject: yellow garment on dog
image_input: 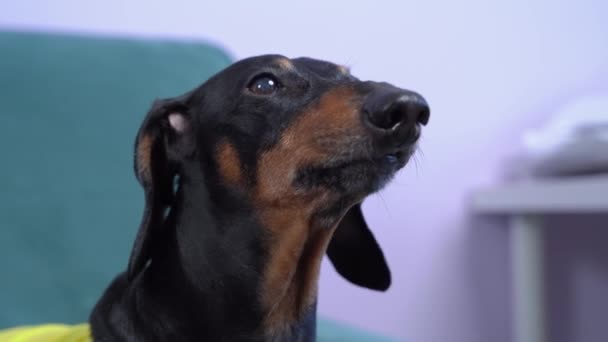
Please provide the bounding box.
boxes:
[0,324,90,342]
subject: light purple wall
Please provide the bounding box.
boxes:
[2,1,608,341]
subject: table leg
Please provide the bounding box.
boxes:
[511,215,546,342]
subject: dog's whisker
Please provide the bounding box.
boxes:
[413,154,420,177]
[416,145,426,160]
[376,192,392,218]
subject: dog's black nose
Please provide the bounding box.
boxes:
[363,83,430,131]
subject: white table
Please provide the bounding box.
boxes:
[470,174,608,342]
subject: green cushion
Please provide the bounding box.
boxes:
[317,319,399,341]
[0,30,232,327]
[0,30,397,341]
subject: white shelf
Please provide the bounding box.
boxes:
[470,174,608,214]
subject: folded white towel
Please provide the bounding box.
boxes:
[503,94,608,179]
[523,95,608,156]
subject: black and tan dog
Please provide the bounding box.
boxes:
[0,55,429,342]
[91,55,429,342]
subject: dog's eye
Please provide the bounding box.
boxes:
[248,74,280,95]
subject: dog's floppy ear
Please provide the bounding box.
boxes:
[327,204,391,291]
[128,94,193,280]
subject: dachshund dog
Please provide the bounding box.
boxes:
[90,55,429,342]
[0,55,429,342]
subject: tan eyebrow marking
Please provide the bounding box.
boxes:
[337,65,350,75]
[276,58,295,71]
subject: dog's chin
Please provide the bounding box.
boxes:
[295,148,412,197]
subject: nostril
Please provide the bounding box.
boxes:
[367,103,408,130]
[388,105,407,129]
[417,106,430,126]
[385,104,407,130]
[409,95,430,126]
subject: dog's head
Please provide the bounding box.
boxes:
[129,54,429,299]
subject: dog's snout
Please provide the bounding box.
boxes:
[362,82,430,134]
[364,92,430,132]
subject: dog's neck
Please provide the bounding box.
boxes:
[145,175,334,340]
[254,205,336,338]
[91,174,340,342]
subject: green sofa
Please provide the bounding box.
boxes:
[0,30,396,341]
